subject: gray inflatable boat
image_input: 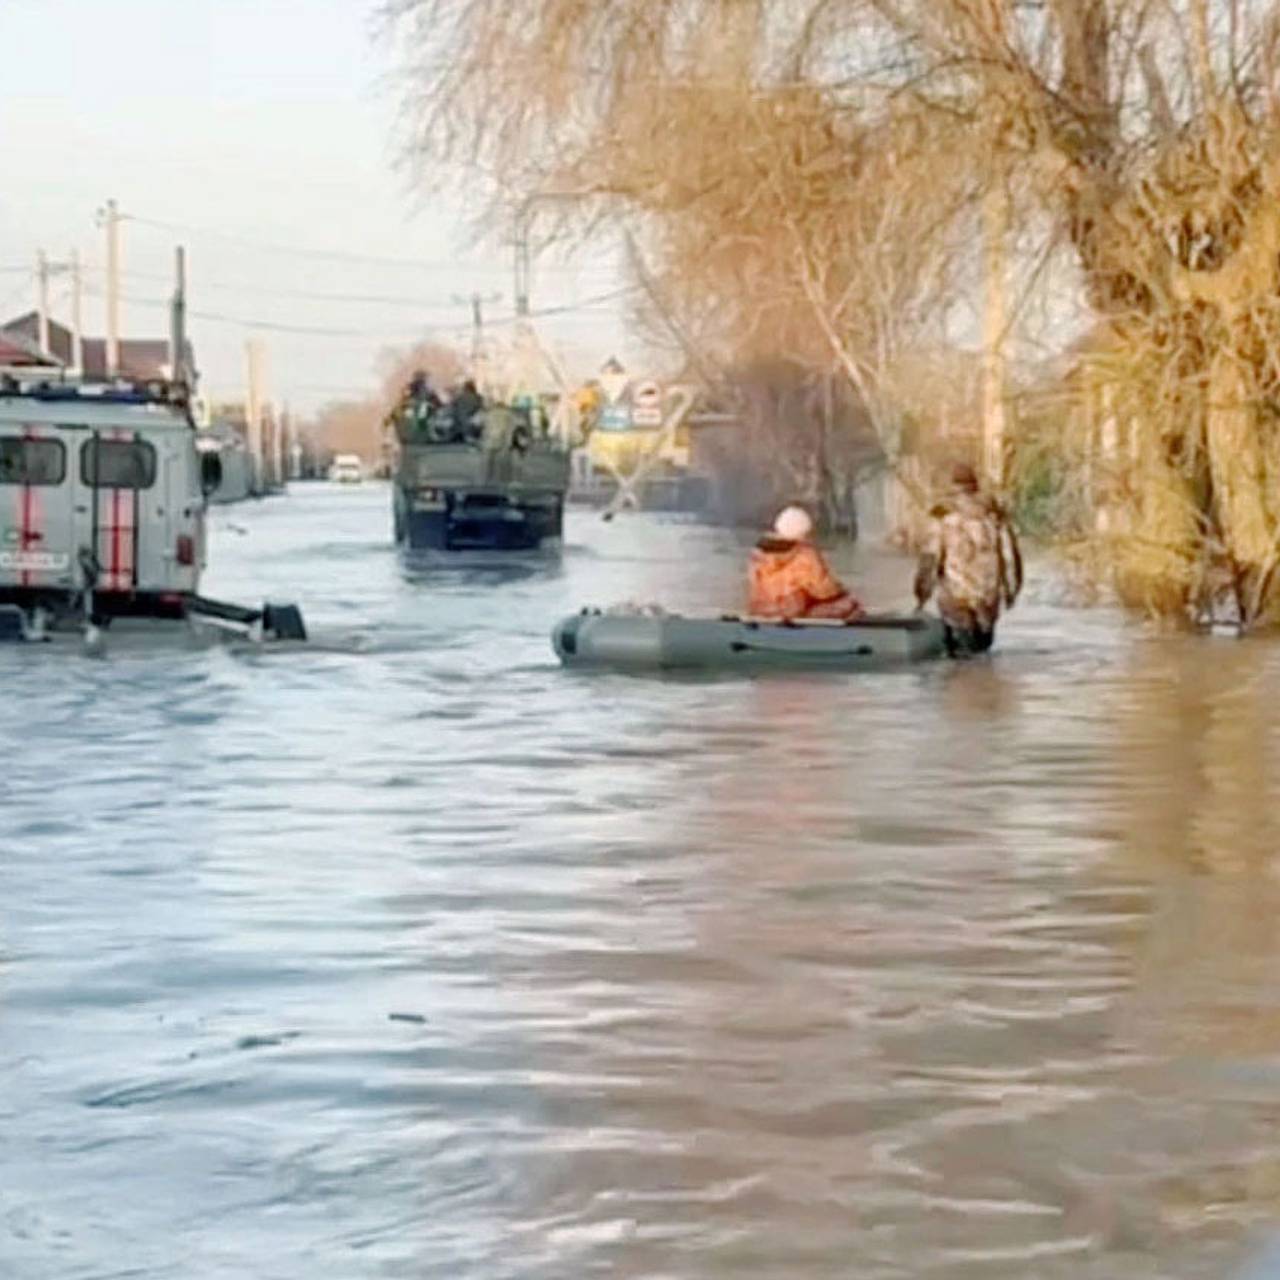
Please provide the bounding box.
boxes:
[552,610,946,671]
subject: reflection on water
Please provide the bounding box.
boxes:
[3,483,1280,1278]
[396,547,566,591]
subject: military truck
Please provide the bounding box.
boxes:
[390,398,571,551]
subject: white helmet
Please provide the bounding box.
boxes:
[772,505,813,542]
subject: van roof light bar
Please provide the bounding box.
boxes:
[0,372,190,408]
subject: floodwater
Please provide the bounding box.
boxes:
[4,483,1280,1280]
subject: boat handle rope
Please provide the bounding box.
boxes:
[729,641,876,657]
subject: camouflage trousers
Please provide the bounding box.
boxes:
[939,596,998,657]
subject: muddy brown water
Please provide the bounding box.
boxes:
[3,483,1280,1279]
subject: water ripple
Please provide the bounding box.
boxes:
[4,486,1280,1278]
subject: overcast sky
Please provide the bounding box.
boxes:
[0,0,632,411]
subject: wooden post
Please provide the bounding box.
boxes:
[35,251,50,358]
[169,246,187,386]
[245,339,265,495]
[70,249,84,373]
[103,199,121,378]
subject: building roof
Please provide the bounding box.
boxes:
[2,312,194,381]
[4,313,75,366]
[0,321,63,368]
[82,337,184,381]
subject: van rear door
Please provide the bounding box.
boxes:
[145,429,193,592]
[0,428,74,590]
[81,430,157,593]
[159,432,202,592]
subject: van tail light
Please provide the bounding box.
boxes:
[176,534,195,566]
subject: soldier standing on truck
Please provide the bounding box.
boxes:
[448,380,485,442]
[402,370,441,441]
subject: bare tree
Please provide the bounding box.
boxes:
[306,397,382,463]
[385,0,1280,621]
[383,0,975,526]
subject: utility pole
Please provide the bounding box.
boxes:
[96,198,122,377]
[453,290,501,392]
[273,402,287,487]
[513,208,532,321]
[509,209,543,403]
[70,249,84,373]
[35,251,51,357]
[281,404,297,482]
[507,202,572,409]
[245,339,266,495]
[170,246,188,387]
[33,250,85,369]
[262,405,277,490]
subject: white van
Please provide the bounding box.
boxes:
[0,378,218,624]
[328,453,364,484]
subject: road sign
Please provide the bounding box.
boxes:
[599,403,632,432]
[599,358,629,405]
[631,379,663,427]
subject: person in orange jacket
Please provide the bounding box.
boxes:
[747,506,863,620]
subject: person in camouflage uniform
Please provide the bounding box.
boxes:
[914,463,1022,655]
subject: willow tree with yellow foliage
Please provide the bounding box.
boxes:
[386,0,1280,623]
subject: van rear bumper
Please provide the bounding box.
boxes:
[0,586,191,623]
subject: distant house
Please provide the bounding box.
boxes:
[196,418,252,504]
[0,313,195,381]
[0,324,62,369]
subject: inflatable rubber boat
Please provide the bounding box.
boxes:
[552,610,946,671]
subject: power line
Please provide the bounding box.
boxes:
[74,259,625,310]
[84,285,441,338]
[517,287,638,321]
[133,275,474,310]
[114,267,561,311]
[83,283,639,340]
[125,212,466,270]
[122,210,612,278]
